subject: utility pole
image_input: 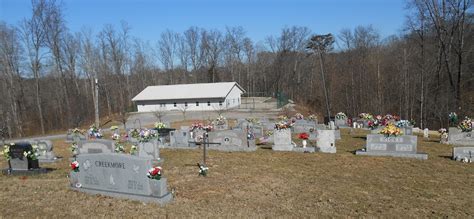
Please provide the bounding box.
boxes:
[94,78,99,127]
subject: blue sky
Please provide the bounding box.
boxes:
[0,0,406,44]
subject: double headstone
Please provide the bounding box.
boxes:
[169,129,194,148]
[356,134,428,160]
[448,127,474,146]
[452,147,474,162]
[35,140,59,162]
[208,130,256,152]
[69,153,172,205]
[2,142,47,175]
[292,120,317,134]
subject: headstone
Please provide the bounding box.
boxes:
[77,140,115,155]
[293,120,317,134]
[272,129,293,151]
[66,131,87,143]
[402,126,414,135]
[329,121,335,130]
[208,130,256,152]
[214,123,229,131]
[169,129,195,148]
[138,140,160,160]
[35,140,59,162]
[452,147,474,162]
[317,130,336,153]
[69,153,172,205]
[335,118,348,128]
[448,127,474,146]
[356,134,428,160]
[423,128,429,138]
[2,142,47,175]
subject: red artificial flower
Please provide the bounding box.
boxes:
[298,133,309,140]
[151,167,161,176]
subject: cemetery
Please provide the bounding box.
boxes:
[0,109,473,217]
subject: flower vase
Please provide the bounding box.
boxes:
[302,140,307,148]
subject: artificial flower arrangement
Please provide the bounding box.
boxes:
[393,115,401,121]
[72,128,84,134]
[147,166,162,180]
[298,133,309,140]
[71,161,79,172]
[277,115,288,121]
[449,112,458,125]
[383,114,394,121]
[246,118,260,124]
[70,142,78,154]
[359,113,373,120]
[21,144,40,160]
[294,113,304,120]
[154,122,167,129]
[198,163,208,176]
[111,133,121,141]
[379,123,403,137]
[308,114,317,121]
[335,112,347,120]
[130,145,138,155]
[114,142,125,153]
[214,115,227,125]
[131,128,158,143]
[110,126,119,131]
[190,122,204,131]
[88,125,103,138]
[274,120,293,130]
[396,120,412,128]
[458,117,472,132]
[438,128,447,134]
[1,143,12,160]
[367,120,378,130]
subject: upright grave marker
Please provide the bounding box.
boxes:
[356,134,428,160]
[69,153,172,204]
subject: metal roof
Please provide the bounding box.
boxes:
[132,82,245,101]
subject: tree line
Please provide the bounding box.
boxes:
[0,0,473,138]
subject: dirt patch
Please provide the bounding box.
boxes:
[0,129,472,217]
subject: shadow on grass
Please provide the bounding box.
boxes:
[438,155,453,160]
[352,136,367,140]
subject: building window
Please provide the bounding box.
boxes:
[207,101,211,106]
[219,101,222,106]
[185,102,188,107]
[196,102,199,106]
[174,102,177,107]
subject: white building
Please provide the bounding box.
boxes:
[132,82,246,112]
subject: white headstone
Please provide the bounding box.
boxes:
[317,130,336,153]
[423,128,429,138]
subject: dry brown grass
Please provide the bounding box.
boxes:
[1,129,472,217]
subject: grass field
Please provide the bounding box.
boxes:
[0,129,472,217]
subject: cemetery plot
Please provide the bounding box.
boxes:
[356,134,428,160]
[69,153,172,205]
